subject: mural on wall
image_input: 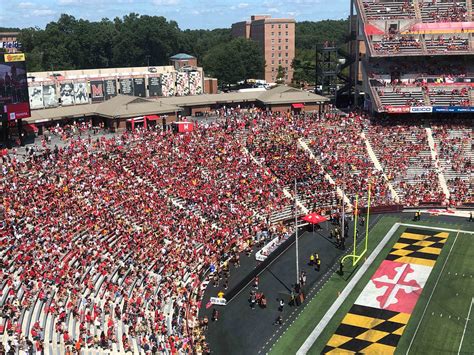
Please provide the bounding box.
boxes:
[161,73,175,97]
[90,80,105,102]
[188,71,203,95]
[176,72,189,96]
[60,82,75,106]
[42,84,58,108]
[148,76,162,97]
[74,82,89,104]
[28,85,44,109]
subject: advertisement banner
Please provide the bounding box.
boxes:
[0,53,30,120]
[73,82,89,104]
[120,78,133,95]
[161,73,175,97]
[148,76,162,97]
[60,83,75,106]
[4,53,25,62]
[90,80,105,102]
[410,106,433,113]
[43,84,58,107]
[432,106,474,113]
[28,85,44,109]
[133,77,146,97]
[104,79,117,99]
[386,106,410,114]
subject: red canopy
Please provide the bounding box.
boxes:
[292,103,304,109]
[302,213,327,224]
[364,24,384,36]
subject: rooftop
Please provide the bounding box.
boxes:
[170,53,196,60]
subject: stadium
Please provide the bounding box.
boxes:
[0,1,473,355]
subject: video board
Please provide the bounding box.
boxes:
[1,53,30,120]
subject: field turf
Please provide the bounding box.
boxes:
[269,215,473,355]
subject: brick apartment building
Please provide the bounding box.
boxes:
[232,15,295,84]
[0,32,20,53]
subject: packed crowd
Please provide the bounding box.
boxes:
[419,0,468,22]
[1,110,472,354]
[432,123,472,204]
[367,121,445,205]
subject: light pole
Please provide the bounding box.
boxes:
[294,178,299,288]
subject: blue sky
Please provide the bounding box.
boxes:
[1,0,349,30]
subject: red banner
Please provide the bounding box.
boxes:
[4,102,31,120]
[177,122,194,133]
[386,106,410,114]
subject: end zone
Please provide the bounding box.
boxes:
[297,224,474,354]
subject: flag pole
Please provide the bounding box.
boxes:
[295,178,299,287]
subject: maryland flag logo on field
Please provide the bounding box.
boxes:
[323,228,449,354]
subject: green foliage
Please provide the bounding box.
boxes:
[16,14,348,85]
[292,19,349,85]
[203,38,264,85]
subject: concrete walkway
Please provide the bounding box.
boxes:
[243,147,310,214]
[298,138,352,209]
[425,127,450,201]
[362,132,400,203]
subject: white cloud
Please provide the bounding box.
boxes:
[267,8,280,13]
[237,3,249,8]
[18,2,35,8]
[32,9,56,16]
[57,0,75,4]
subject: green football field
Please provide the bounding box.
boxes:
[269,215,474,355]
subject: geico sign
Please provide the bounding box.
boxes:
[410,106,433,113]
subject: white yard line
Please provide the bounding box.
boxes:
[296,222,401,354]
[406,231,460,354]
[458,297,474,355]
[297,224,472,355]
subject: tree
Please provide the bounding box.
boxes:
[276,65,286,84]
[203,38,264,85]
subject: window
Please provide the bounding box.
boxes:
[285,60,288,64]
[286,38,288,43]
[285,52,289,57]
[278,39,281,43]
[271,39,275,44]
[271,53,274,57]
[271,32,274,36]
[278,52,282,57]
[278,32,281,36]
[285,24,288,29]
[272,67,274,71]
[278,24,281,29]
[271,60,274,65]
[285,46,288,50]
[272,24,274,29]
[278,46,281,50]
[272,46,275,51]
[286,32,288,36]
[279,59,282,64]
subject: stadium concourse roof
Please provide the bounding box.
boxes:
[26,86,329,123]
[156,85,329,106]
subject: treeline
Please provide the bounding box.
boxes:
[13,14,348,85]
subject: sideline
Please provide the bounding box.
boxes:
[295,222,401,354]
[458,297,473,355]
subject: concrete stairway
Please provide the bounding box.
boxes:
[425,127,450,201]
[297,138,352,209]
[361,132,400,203]
[243,147,309,216]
